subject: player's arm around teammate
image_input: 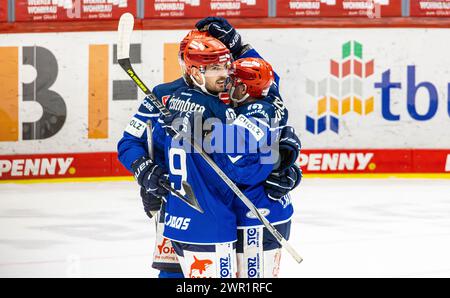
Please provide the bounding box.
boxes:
[211,58,302,277]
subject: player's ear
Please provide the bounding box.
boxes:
[191,67,204,85]
[241,83,248,96]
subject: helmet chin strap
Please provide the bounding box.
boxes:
[191,73,216,97]
[230,85,250,104]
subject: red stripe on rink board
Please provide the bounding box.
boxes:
[0,152,128,180]
[0,149,449,180]
[298,149,413,174]
[3,18,450,34]
[413,150,450,173]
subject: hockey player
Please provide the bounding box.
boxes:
[117,30,210,279]
[117,17,301,278]
[155,50,301,277]
[154,37,239,278]
[161,56,300,278]
[218,57,302,278]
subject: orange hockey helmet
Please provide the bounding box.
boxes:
[183,37,231,75]
[179,29,210,60]
[228,57,274,101]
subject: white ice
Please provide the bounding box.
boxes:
[0,178,450,278]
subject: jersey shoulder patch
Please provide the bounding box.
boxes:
[125,117,146,138]
[233,114,265,142]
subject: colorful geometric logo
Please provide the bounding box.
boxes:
[306,41,375,134]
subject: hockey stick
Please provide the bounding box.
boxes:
[145,120,203,214]
[117,13,303,264]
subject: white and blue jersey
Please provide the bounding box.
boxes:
[117,48,287,171]
[153,87,238,244]
[212,98,294,228]
[117,77,187,171]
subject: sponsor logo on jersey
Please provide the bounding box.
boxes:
[189,256,213,278]
[157,238,176,255]
[246,208,270,220]
[219,256,232,278]
[246,109,270,123]
[249,103,264,111]
[161,95,170,106]
[0,158,74,177]
[142,99,156,112]
[299,152,374,171]
[154,235,178,264]
[246,228,261,278]
[233,114,265,142]
[168,97,206,114]
[219,92,230,105]
[246,228,260,246]
[125,117,146,138]
[247,104,270,121]
[247,256,259,278]
[164,214,191,230]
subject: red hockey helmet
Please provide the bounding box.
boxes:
[183,37,231,75]
[179,29,210,59]
[228,57,274,99]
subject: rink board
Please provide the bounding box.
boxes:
[0,149,449,181]
[1,28,450,179]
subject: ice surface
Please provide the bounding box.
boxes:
[0,178,449,278]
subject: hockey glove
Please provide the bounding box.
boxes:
[264,164,302,201]
[131,156,169,198]
[276,126,301,172]
[195,17,244,59]
[140,187,162,219]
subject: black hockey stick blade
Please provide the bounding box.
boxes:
[160,180,204,214]
[181,181,203,213]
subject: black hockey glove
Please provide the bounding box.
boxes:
[276,126,301,172]
[131,156,169,198]
[264,165,302,201]
[140,187,162,219]
[195,17,245,59]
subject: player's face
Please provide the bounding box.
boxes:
[204,63,229,94]
[226,76,247,102]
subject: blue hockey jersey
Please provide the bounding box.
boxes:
[117,48,288,172]
[117,77,187,171]
[212,98,294,228]
[154,87,238,244]
[157,85,293,244]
